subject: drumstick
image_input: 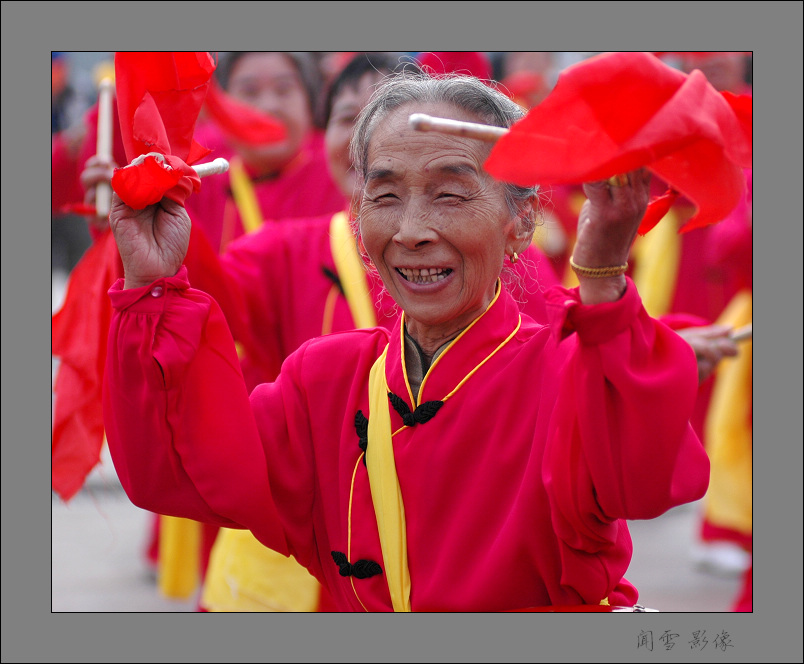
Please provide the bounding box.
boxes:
[730,323,752,342]
[408,113,508,143]
[95,77,115,218]
[193,157,230,178]
[124,152,230,179]
[64,155,229,218]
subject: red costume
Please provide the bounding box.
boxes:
[199,211,559,611]
[103,269,708,611]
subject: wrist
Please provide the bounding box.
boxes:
[123,270,177,291]
[578,275,627,305]
[569,254,628,279]
[123,278,157,290]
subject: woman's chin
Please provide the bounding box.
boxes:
[391,271,474,332]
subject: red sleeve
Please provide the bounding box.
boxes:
[102,267,289,556]
[219,224,288,386]
[183,224,250,348]
[542,279,709,540]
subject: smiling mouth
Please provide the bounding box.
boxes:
[396,267,453,284]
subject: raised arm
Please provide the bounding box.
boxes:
[571,169,651,305]
[541,170,710,539]
[102,194,289,555]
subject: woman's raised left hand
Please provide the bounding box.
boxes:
[573,168,651,305]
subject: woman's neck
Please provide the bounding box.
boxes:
[404,325,461,364]
[403,327,454,402]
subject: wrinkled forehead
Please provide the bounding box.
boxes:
[366,101,495,172]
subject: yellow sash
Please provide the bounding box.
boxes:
[361,293,517,613]
[228,155,264,234]
[630,208,682,317]
[703,290,753,535]
[329,211,377,329]
[366,346,412,612]
[158,515,200,599]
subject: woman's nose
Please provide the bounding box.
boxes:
[393,206,439,250]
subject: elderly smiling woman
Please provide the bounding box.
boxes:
[103,73,708,612]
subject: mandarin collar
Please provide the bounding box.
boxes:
[384,281,522,410]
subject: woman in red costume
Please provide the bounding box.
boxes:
[102,73,709,611]
[200,53,560,611]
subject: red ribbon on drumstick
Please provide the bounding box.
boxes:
[110,52,219,209]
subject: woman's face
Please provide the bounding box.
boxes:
[226,52,313,174]
[325,71,384,199]
[359,101,527,343]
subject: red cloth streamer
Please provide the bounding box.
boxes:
[111,52,216,209]
[202,77,286,146]
[52,231,122,501]
[58,202,100,217]
[721,90,752,146]
[638,187,681,236]
[485,51,752,234]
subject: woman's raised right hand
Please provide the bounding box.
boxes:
[109,192,191,290]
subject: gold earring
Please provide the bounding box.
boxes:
[510,252,519,265]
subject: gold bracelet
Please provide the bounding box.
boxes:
[569,255,628,278]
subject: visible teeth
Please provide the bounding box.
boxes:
[397,267,451,283]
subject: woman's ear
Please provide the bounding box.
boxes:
[507,196,536,255]
[349,194,362,223]
[357,234,369,260]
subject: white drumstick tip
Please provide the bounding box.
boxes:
[729,323,752,342]
[193,157,230,178]
[408,113,432,131]
[407,113,508,143]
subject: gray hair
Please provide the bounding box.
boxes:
[349,71,541,228]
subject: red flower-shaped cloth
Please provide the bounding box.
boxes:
[484,51,752,234]
[111,52,216,209]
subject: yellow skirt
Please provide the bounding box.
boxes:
[201,528,322,612]
[703,291,753,537]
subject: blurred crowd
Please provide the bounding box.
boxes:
[52,51,752,613]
